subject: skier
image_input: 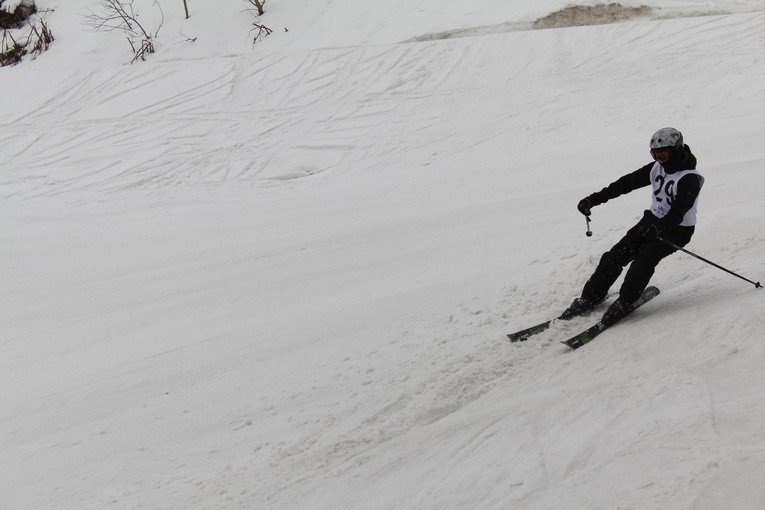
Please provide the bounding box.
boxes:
[561,127,704,326]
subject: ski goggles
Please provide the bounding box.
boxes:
[650,147,673,163]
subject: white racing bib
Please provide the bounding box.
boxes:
[649,162,704,226]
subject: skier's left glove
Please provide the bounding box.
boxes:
[577,198,592,217]
[638,223,660,241]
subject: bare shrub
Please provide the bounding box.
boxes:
[25,17,51,55]
[1,2,53,67]
[0,0,37,29]
[0,30,24,65]
[84,0,164,63]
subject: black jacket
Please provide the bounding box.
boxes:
[586,145,702,232]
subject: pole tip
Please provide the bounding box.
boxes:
[757,282,762,289]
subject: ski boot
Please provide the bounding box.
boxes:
[559,297,598,320]
[601,298,632,327]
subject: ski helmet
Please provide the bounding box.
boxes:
[649,127,683,150]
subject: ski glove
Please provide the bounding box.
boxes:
[577,198,592,217]
[638,222,660,241]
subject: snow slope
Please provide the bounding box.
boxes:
[2,1,765,509]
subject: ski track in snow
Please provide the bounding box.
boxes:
[2,12,763,199]
[2,6,765,510]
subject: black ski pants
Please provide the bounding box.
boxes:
[581,217,694,305]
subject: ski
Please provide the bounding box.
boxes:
[506,294,612,343]
[506,320,554,343]
[561,286,660,350]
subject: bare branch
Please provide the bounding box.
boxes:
[244,0,266,16]
[251,21,272,44]
[152,0,164,38]
[177,30,197,43]
[83,0,162,63]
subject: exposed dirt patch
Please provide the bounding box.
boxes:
[533,3,653,29]
[405,3,736,44]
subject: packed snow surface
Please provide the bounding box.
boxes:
[2,1,765,508]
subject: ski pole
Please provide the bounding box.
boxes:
[658,236,762,289]
[585,215,592,237]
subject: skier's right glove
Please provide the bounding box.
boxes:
[577,198,592,217]
[638,222,660,241]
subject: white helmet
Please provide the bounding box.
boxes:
[650,127,683,150]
